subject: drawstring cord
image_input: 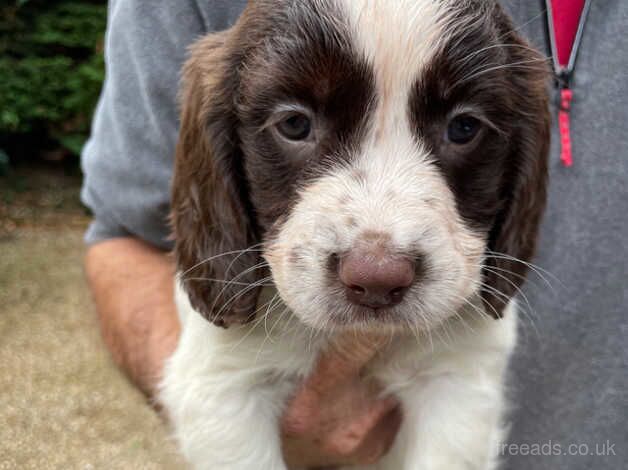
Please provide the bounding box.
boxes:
[545,0,592,167]
[558,87,573,167]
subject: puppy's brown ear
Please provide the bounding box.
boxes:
[171,32,262,328]
[483,18,551,318]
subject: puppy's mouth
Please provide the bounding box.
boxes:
[325,300,408,329]
[349,306,398,322]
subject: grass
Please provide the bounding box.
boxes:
[0,165,182,469]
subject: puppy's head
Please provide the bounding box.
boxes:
[171,0,550,330]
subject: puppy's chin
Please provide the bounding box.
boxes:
[325,304,417,333]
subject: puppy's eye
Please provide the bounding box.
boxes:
[446,115,482,145]
[276,113,312,141]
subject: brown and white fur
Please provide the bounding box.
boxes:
[160,1,550,469]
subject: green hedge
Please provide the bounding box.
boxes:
[0,0,106,166]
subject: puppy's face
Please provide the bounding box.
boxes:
[172,0,549,331]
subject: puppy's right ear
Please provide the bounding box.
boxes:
[171,32,262,328]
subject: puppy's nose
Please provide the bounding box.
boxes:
[339,249,415,309]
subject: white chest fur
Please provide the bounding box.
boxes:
[160,283,518,470]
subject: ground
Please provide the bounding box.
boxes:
[0,165,182,469]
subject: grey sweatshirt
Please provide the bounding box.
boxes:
[81,1,627,468]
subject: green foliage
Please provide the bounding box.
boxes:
[0,0,106,160]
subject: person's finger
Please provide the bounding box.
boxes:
[351,405,403,465]
[323,394,399,458]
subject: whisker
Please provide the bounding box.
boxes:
[256,304,289,365]
[213,271,272,320]
[501,8,548,40]
[484,251,563,289]
[480,266,535,317]
[228,292,281,353]
[209,261,270,315]
[450,57,550,90]
[179,244,265,278]
[182,277,274,287]
[269,306,291,340]
[224,243,267,280]
[470,279,541,341]
[475,264,547,293]
[448,294,487,332]
[263,294,286,341]
[455,43,551,72]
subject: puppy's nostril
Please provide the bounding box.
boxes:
[350,285,366,295]
[389,287,406,298]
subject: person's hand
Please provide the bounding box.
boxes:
[281,333,402,468]
[85,237,180,395]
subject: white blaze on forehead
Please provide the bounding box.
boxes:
[338,0,454,134]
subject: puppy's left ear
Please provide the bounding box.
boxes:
[171,32,263,328]
[483,11,551,318]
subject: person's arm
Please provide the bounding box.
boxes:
[85,237,179,395]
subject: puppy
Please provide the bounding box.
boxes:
[161,1,550,469]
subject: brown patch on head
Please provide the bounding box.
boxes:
[171,0,376,326]
[235,0,376,231]
[408,1,550,317]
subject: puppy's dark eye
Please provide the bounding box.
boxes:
[276,113,312,141]
[446,115,482,145]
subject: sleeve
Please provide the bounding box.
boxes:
[80,0,246,250]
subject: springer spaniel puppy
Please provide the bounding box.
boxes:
[161,1,549,468]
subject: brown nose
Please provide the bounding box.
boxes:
[338,249,415,309]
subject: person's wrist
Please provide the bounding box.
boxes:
[85,236,179,397]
